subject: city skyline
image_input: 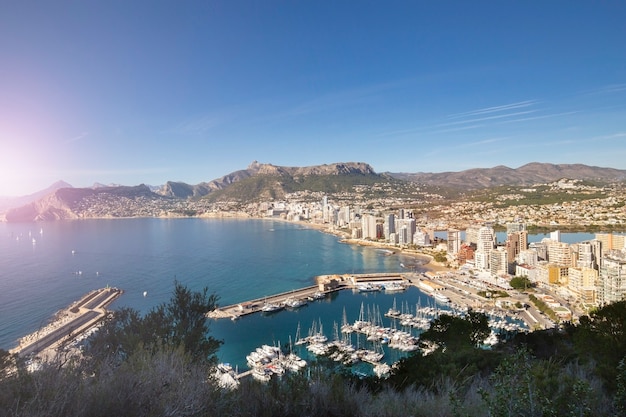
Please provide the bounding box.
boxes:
[1,1,625,196]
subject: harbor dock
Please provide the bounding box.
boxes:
[207,273,408,320]
[11,287,123,359]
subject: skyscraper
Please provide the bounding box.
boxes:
[447,229,461,255]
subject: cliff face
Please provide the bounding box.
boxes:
[5,185,154,222]
[157,162,376,198]
[5,190,81,222]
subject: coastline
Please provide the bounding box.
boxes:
[286,219,453,275]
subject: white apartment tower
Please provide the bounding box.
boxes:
[490,247,508,277]
[361,214,378,240]
[517,249,539,267]
[465,225,482,246]
[414,230,431,246]
[475,251,490,271]
[476,226,495,253]
[576,240,601,270]
[599,255,626,304]
[395,218,416,246]
[338,206,351,228]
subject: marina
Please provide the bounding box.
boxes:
[209,271,531,381]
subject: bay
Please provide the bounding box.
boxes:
[0,218,596,371]
[0,218,426,368]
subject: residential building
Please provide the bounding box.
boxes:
[599,254,626,304]
[447,229,461,255]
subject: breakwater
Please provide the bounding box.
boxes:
[10,287,123,359]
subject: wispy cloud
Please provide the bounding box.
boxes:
[378,100,541,138]
[496,110,580,125]
[581,83,626,96]
[64,132,88,144]
[445,100,537,119]
[435,110,537,129]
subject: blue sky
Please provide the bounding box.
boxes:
[1,1,625,196]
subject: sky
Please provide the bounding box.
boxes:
[1,1,625,196]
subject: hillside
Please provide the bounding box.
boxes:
[156,161,380,199]
[4,161,626,222]
[389,163,626,189]
[4,185,159,222]
[0,181,73,214]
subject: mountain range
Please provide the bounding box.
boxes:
[2,162,626,222]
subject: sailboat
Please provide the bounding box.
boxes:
[294,322,308,345]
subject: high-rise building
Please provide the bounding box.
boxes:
[447,229,461,255]
[550,230,561,242]
[384,213,396,241]
[506,233,521,263]
[413,230,431,246]
[596,233,626,255]
[547,241,572,266]
[599,255,626,304]
[398,226,409,246]
[476,226,495,253]
[475,251,490,271]
[361,214,378,240]
[568,267,598,305]
[338,206,351,228]
[529,241,548,261]
[396,218,416,246]
[576,241,601,270]
[490,247,508,277]
[465,225,482,246]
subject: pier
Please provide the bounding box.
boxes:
[11,287,123,359]
[206,273,408,320]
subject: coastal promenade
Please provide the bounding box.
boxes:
[10,287,123,359]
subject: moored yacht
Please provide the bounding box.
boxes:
[261,301,284,313]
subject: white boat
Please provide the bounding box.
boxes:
[373,363,391,378]
[433,293,450,303]
[383,282,406,292]
[215,363,240,389]
[312,291,326,300]
[251,368,271,382]
[284,297,307,308]
[261,302,283,313]
[356,283,381,292]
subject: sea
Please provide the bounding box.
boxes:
[0,218,596,372]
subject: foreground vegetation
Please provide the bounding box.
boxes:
[1,284,625,417]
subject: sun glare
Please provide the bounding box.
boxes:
[0,146,45,196]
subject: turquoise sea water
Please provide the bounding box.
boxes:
[0,219,594,370]
[0,218,428,368]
